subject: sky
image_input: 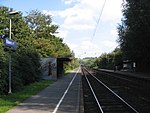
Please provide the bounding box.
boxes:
[0,0,123,58]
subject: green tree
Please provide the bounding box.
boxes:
[0,7,76,94]
[96,48,123,70]
[117,0,150,72]
[0,7,42,94]
[24,10,58,38]
[113,48,123,70]
[0,7,9,36]
[97,53,109,69]
[24,10,73,58]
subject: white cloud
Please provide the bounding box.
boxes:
[62,24,94,30]
[54,29,69,39]
[80,40,98,50]
[110,29,118,36]
[44,0,122,31]
[59,5,95,30]
[66,42,78,50]
[75,40,103,58]
[43,0,123,58]
[43,10,56,17]
[62,0,81,5]
[101,0,123,22]
[102,40,117,48]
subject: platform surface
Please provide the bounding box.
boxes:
[6,69,82,113]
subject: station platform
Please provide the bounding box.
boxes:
[97,69,150,80]
[6,69,83,113]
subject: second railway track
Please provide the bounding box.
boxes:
[81,67,139,113]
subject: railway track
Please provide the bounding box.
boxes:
[95,69,150,113]
[82,67,139,113]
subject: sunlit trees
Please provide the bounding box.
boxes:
[0,7,76,94]
[95,48,123,70]
[0,7,41,94]
[24,10,73,58]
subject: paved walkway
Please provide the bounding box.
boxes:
[7,69,82,113]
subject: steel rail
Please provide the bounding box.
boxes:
[84,67,139,113]
[83,68,104,113]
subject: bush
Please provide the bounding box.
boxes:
[0,48,42,95]
[0,48,8,95]
[12,50,41,87]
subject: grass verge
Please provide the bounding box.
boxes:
[0,80,53,113]
[65,70,72,76]
[65,68,79,76]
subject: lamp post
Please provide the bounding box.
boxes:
[8,9,19,94]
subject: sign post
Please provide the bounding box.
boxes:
[0,9,19,94]
[8,9,19,94]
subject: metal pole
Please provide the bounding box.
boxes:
[8,9,19,94]
[8,18,12,94]
[9,18,11,40]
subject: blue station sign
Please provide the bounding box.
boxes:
[4,38,17,50]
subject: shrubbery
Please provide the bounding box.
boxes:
[12,50,41,89]
[0,7,76,95]
[0,48,41,94]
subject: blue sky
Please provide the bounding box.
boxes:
[1,0,123,58]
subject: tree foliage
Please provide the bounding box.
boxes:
[24,10,73,58]
[0,7,75,94]
[117,0,150,72]
[79,57,97,68]
[96,48,123,70]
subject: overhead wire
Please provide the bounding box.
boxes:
[81,0,107,58]
[91,0,107,42]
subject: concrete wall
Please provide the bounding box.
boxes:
[40,57,57,80]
